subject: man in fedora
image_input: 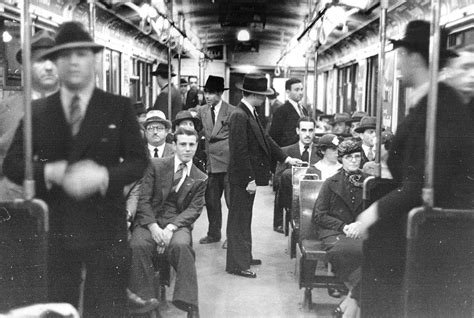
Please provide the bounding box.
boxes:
[193,75,235,245]
[354,116,376,167]
[144,110,174,159]
[269,78,307,147]
[151,63,183,120]
[330,112,351,135]
[0,30,59,201]
[226,74,301,278]
[4,21,148,317]
[356,20,474,317]
[347,110,368,139]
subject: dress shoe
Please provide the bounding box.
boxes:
[187,307,200,318]
[250,259,262,266]
[274,225,284,234]
[221,239,227,249]
[227,269,257,278]
[199,235,220,244]
[172,300,199,318]
[127,289,160,314]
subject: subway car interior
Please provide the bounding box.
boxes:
[0,0,473,317]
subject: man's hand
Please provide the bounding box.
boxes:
[44,160,68,189]
[148,223,166,254]
[343,222,362,239]
[162,224,177,247]
[356,202,380,239]
[62,160,109,200]
[246,180,257,194]
[285,157,303,166]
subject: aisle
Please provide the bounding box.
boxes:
[159,185,339,318]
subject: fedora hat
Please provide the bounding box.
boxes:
[329,112,351,126]
[236,74,273,95]
[38,21,103,61]
[144,110,171,129]
[16,30,56,64]
[172,110,202,131]
[151,63,176,77]
[347,111,368,124]
[389,20,457,58]
[268,87,279,99]
[203,75,228,92]
[354,116,376,133]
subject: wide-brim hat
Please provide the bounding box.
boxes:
[337,139,362,158]
[354,116,376,133]
[151,63,176,77]
[329,112,351,126]
[389,20,457,58]
[144,110,171,129]
[38,21,103,61]
[202,75,228,92]
[172,110,202,131]
[16,30,56,64]
[236,74,273,95]
[347,111,368,124]
[317,134,340,148]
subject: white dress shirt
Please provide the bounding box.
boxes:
[148,143,166,158]
[288,99,303,117]
[362,144,375,160]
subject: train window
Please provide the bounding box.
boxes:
[0,18,21,89]
[448,27,474,48]
[337,64,358,114]
[366,56,378,116]
[104,48,121,95]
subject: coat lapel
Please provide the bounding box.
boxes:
[328,172,354,210]
[211,101,228,137]
[203,106,214,137]
[161,157,174,201]
[238,103,269,155]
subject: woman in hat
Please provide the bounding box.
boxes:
[312,139,367,318]
[306,134,342,181]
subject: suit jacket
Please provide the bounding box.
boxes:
[3,88,148,249]
[274,142,321,186]
[269,101,308,147]
[196,101,236,173]
[184,87,204,110]
[312,170,364,240]
[152,84,183,120]
[228,102,287,186]
[134,156,207,229]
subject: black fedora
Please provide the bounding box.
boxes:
[16,30,56,64]
[38,21,103,60]
[268,87,279,99]
[354,116,376,133]
[236,74,273,95]
[151,63,176,77]
[172,110,202,131]
[389,20,457,58]
[202,75,228,92]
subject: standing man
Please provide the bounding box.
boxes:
[129,128,207,318]
[195,75,235,244]
[266,87,283,131]
[151,63,183,120]
[0,30,59,201]
[3,21,148,317]
[354,116,376,167]
[226,74,301,278]
[184,75,202,109]
[269,78,306,147]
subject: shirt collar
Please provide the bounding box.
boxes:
[60,83,95,119]
[148,143,165,156]
[288,98,301,114]
[213,99,223,113]
[241,98,255,115]
[299,141,311,153]
[174,155,192,176]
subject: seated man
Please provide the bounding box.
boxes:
[129,128,207,318]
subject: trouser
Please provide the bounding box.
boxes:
[129,226,198,308]
[274,169,292,228]
[226,183,255,271]
[204,172,230,239]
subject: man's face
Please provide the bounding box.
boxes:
[175,134,198,163]
[397,47,416,87]
[287,82,304,103]
[296,121,315,145]
[145,122,168,147]
[332,122,347,134]
[31,58,58,91]
[204,90,222,107]
[362,129,376,147]
[446,52,474,99]
[178,120,195,130]
[55,48,96,91]
[180,84,188,95]
[189,77,198,89]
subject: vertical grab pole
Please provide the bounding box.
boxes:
[303,52,310,111]
[374,0,388,174]
[21,0,35,200]
[167,0,173,119]
[313,50,318,120]
[87,0,96,39]
[423,0,441,208]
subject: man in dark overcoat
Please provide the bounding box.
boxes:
[151,63,183,120]
[226,74,301,278]
[3,22,148,317]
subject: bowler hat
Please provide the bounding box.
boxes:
[39,21,103,60]
[354,116,376,133]
[172,110,202,131]
[144,110,171,129]
[16,30,56,64]
[347,111,368,124]
[317,134,340,148]
[151,63,176,77]
[203,75,228,92]
[337,139,362,158]
[236,74,273,95]
[329,112,351,126]
[389,20,457,58]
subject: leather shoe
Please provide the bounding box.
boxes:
[199,236,220,244]
[187,307,200,318]
[227,269,257,278]
[250,259,262,266]
[274,225,284,234]
[127,289,159,314]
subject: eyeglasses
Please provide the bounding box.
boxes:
[146,126,166,132]
[343,153,362,161]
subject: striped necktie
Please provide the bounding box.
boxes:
[171,162,187,192]
[69,95,82,136]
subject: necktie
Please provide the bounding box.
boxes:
[154,148,159,158]
[211,105,216,125]
[301,145,309,162]
[171,162,187,192]
[69,95,82,136]
[367,146,374,161]
[298,104,305,117]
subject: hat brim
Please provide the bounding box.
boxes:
[354,125,376,133]
[38,42,104,60]
[201,86,229,92]
[151,71,176,77]
[144,118,172,129]
[235,82,273,95]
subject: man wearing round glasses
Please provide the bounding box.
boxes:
[144,110,175,158]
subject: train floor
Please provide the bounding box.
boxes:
[158,184,339,318]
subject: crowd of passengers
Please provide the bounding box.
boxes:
[0,19,473,318]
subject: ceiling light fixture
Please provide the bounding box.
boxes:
[237,29,250,41]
